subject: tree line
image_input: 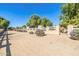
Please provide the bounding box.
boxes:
[26,15,53,27]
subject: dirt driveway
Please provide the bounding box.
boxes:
[0,31,79,56]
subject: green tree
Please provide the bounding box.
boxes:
[27,15,53,27]
[46,19,52,26]
[0,16,5,24]
[22,25,26,29]
[26,23,29,26]
[60,3,79,28]
[41,17,47,27]
[41,17,52,27]
[37,19,41,25]
[1,20,10,28]
[27,14,41,27]
[0,17,10,28]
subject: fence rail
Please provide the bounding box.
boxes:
[0,29,11,56]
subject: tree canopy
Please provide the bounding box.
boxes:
[0,16,10,28]
[27,15,53,27]
[41,17,52,27]
[27,15,41,27]
[60,3,79,28]
[22,25,26,29]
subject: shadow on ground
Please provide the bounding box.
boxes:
[8,33,15,35]
[0,31,12,56]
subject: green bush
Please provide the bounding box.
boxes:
[35,29,46,36]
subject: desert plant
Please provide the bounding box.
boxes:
[35,29,45,36]
[70,29,79,40]
[29,31,34,34]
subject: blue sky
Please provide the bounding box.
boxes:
[0,3,62,27]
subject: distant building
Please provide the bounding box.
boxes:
[26,25,37,32]
[26,25,54,32]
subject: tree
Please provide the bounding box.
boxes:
[37,19,41,25]
[60,3,79,28]
[8,27,15,30]
[1,20,10,28]
[26,22,30,26]
[0,17,10,28]
[46,19,52,26]
[41,17,47,27]
[22,25,26,29]
[0,16,5,25]
[41,17,53,27]
[27,14,53,27]
[27,14,41,27]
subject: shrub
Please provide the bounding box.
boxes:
[70,29,79,40]
[59,27,64,33]
[35,29,46,36]
[29,31,34,34]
